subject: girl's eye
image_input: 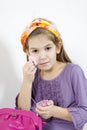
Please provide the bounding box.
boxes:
[45,47,52,50]
[32,50,38,53]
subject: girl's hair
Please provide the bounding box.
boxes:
[22,18,72,63]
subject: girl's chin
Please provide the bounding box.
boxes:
[38,65,52,71]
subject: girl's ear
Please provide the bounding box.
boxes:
[56,43,62,54]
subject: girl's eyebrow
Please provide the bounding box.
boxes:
[29,43,52,50]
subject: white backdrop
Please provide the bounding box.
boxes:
[0,0,87,129]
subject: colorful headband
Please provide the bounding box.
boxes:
[20,18,60,52]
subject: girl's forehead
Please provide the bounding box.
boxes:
[28,34,54,48]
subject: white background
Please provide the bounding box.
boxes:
[0,0,87,129]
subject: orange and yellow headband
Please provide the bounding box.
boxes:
[20,18,60,52]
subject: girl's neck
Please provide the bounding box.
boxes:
[40,61,66,80]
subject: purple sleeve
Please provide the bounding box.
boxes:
[68,65,87,130]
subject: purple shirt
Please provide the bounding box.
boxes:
[31,63,87,130]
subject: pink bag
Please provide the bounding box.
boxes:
[0,108,44,130]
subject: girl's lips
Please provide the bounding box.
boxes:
[39,62,49,65]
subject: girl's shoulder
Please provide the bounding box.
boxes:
[65,63,83,72]
[66,63,86,79]
[67,63,83,72]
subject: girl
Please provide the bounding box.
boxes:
[16,18,87,130]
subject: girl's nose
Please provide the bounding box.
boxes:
[39,51,46,59]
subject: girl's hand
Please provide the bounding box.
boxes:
[23,59,37,82]
[36,100,54,119]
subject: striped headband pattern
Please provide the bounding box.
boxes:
[20,18,60,52]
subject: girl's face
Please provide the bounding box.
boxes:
[27,34,61,71]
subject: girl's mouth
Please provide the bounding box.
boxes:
[39,62,49,66]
